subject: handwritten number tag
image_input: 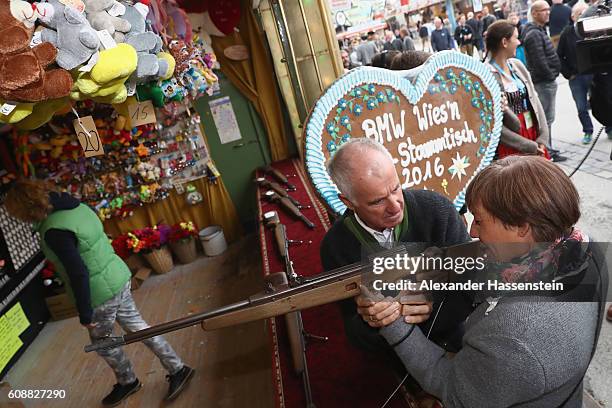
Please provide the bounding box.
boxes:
[73,116,104,157]
[128,101,157,127]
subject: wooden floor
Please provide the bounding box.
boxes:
[2,235,275,408]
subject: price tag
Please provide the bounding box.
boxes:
[73,115,104,157]
[96,30,117,49]
[128,100,157,127]
[107,1,126,16]
[0,103,17,116]
[30,31,42,48]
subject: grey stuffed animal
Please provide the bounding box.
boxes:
[37,0,100,70]
[83,0,131,42]
[121,1,169,83]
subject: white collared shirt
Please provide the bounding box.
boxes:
[354,213,394,245]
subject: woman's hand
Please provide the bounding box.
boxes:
[355,296,401,328]
[83,322,98,329]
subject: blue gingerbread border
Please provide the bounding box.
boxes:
[303,51,503,215]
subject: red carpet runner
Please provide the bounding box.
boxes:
[256,158,409,408]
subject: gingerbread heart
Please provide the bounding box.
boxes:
[303,51,502,215]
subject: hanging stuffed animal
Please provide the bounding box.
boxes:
[71,43,138,104]
[37,0,101,70]
[0,0,73,102]
[82,0,131,42]
[120,0,175,83]
[185,183,202,205]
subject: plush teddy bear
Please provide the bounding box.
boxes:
[83,0,131,42]
[0,0,73,102]
[37,0,100,70]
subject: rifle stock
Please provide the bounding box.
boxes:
[264,191,315,229]
[256,177,302,207]
[261,166,296,190]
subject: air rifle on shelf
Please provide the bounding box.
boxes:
[263,211,301,286]
[264,190,315,229]
[255,177,309,209]
[263,210,316,407]
[84,240,482,353]
[260,165,296,191]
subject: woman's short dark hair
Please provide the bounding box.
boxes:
[371,50,401,69]
[389,50,431,70]
[485,20,517,54]
[466,156,580,242]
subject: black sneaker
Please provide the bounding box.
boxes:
[102,379,142,406]
[551,152,567,162]
[165,365,195,400]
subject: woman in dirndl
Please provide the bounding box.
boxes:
[484,20,551,160]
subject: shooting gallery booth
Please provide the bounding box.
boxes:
[0,0,507,408]
[0,0,382,406]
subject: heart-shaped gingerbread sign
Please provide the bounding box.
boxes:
[303,51,502,215]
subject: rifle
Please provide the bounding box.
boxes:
[260,165,296,191]
[264,190,315,229]
[84,240,482,353]
[263,211,302,285]
[256,177,309,209]
[263,210,316,407]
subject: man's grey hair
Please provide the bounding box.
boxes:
[326,138,394,200]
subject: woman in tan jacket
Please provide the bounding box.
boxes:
[484,21,551,159]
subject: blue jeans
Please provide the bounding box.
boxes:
[569,75,612,135]
[569,74,594,134]
[534,80,558,149]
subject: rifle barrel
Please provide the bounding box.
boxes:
[85,260,371,353]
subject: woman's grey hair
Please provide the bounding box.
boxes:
[326,138,393,200]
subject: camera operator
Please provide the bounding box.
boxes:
[576,1,612,136]
[557,2,612,143]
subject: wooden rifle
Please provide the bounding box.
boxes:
[264,190,315,229]
[255,177,308,209]
[263,211,316,407]
[84,240,482,353]
[260,165,296,191]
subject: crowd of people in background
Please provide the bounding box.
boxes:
[338,0,610,162]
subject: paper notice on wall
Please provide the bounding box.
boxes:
[5,303,29,335]
[208,96,242,144]
[0,315,23,373]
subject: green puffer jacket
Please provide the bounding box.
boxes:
[37,204,130,308]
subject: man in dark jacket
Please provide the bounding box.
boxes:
[481,6,497,38]
[320,138,473,376]
[431,16,453,51]
[454,14,474,56]
[4,180,195,407]
[521,0,566,162]
[549,0,572,47]
[466,12,483,58]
